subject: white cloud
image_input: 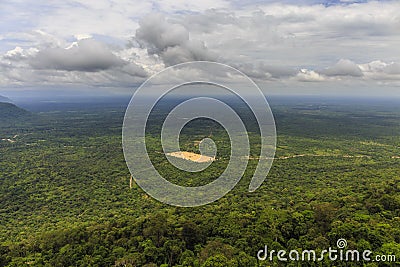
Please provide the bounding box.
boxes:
[295,69,326,82]
[1,0,400,91]
[155,0,230,13]
[74,34,93,41]
[359,60,400,81]
[4,46,38,61]
[321,59,363,77]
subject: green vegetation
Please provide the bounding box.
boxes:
[0,102,32,124]
[0,97,399,266]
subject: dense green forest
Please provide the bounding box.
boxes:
[0,103,32,123]
[0,97,399,266]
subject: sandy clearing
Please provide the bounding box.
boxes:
[166,151,215,163]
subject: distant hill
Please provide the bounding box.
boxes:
[0,102,32,123]
[0,95,12,103]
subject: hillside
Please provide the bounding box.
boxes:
[0,95,12,103]
[0,102,31,123]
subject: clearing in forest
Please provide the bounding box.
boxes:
[166,151,215,163]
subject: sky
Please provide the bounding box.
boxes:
[0,0,399,98]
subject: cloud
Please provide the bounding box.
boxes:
[359,61,400,75]
[4,46,38,61]
[29,39,126,72]
[359,60,400,80]
[321,59,363,77]
[1,1,400,91]
[232,62,297,80]
[383,62,400,75]
[295,69,325,82]
[133,13,217,66]
[234,63,273,80]
[0,37,147,87]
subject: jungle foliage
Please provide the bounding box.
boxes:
[0,97,399,266]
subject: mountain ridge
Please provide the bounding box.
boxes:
[0,102,32,123]
[0,95,12,103]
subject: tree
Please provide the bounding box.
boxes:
[181,220,203,250]
[202,254,231,267]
